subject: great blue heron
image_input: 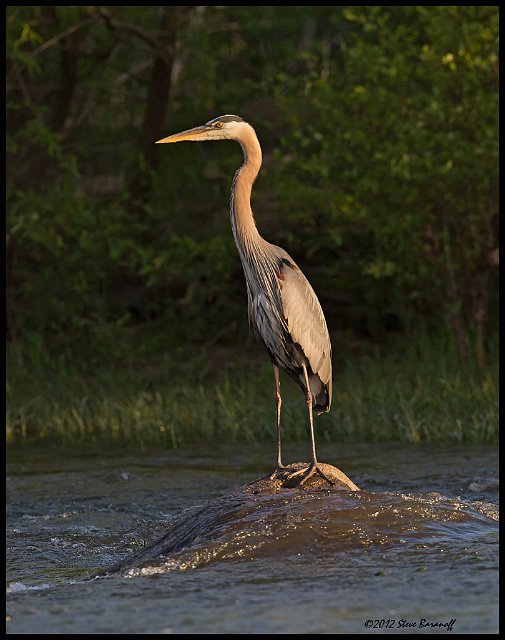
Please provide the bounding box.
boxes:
[157,115,333,485]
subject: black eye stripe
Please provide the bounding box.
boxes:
[219,115,244,123]
[206,115,244,126]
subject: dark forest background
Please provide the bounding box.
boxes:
[6,6,498,445]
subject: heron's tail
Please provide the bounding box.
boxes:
[306,372,331,414]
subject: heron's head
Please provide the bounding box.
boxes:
[156,115,249,144]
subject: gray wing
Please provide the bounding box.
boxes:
[279,261,332,408]
[247,278,287,358]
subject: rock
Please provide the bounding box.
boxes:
[99,462,359,577]
[250,461,360,492]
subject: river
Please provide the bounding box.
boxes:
[6,442,498,634]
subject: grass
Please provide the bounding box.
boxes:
[6,330,498,447]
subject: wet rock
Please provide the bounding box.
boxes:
[100,462,359,576]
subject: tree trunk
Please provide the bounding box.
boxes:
[51,29,81,134]
[13,21,82,190]
[7,17,83,352]
[440,208,468,362]
[129,6,190,203]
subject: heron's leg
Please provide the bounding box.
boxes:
[268,365,285,479]
[287,363,334,486]
[274,365,284,468]
[303,363,318,466]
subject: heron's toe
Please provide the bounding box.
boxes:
[284,463,334,487]
[267,465,286,481]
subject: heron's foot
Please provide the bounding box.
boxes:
[285,462,335,487]
[267,464,286,480]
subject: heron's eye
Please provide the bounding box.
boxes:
[214,122,223,129]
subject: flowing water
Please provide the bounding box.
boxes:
[6,443,498,634]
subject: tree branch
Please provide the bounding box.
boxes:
[31,17,95,56]
[95,7,160,51]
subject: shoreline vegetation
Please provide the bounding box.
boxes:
[7,329,498,447]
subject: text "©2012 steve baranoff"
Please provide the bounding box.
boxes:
[364,618,456,631]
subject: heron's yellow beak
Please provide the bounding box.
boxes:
[156,125,210,144]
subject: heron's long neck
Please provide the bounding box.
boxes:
[230,128,263,261]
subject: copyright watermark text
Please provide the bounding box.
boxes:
[364,618,456,632]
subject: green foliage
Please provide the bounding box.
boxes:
[269,6,498,346]
[6,7,499,446]
[7,6,498,356]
